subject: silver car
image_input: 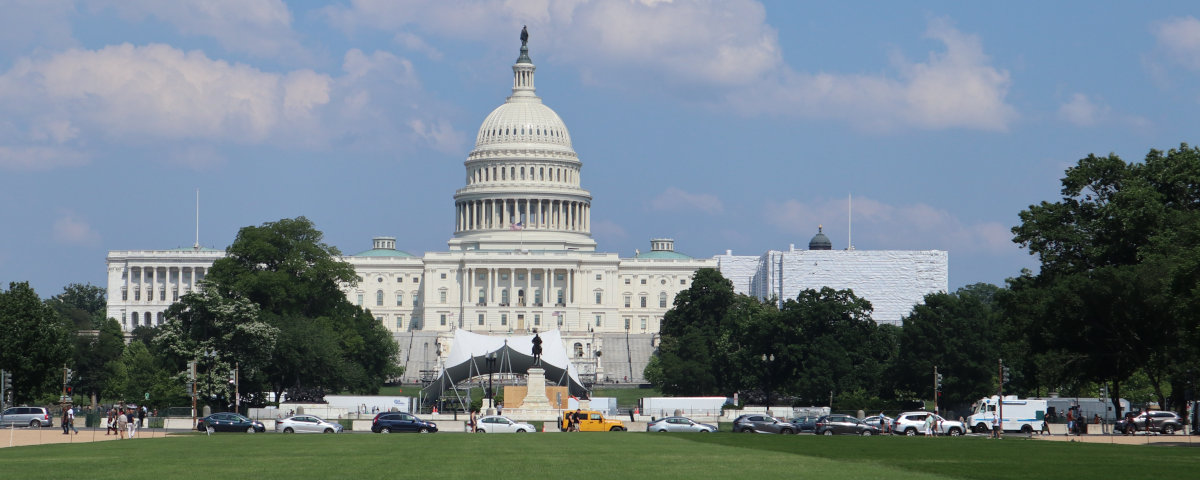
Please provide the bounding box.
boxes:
[274,415,343,433]
[647,416,717,432]
[475,415,536,433]
[0,407,53,428]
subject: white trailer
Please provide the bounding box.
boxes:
[967,395,1047,433]
[638,397,731,417]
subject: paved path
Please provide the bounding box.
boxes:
[1,427,172,448]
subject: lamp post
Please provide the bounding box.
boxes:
[486,352,497,413]
[762,354,774,407]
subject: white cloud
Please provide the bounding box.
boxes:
[86,0,306,59]
[324,3,1011,131]
[1154,16,1200,70]
[729,19,1015,131]
[394,32,444,60]
[0,43,467,168]
[52,212,100,246]
[1058,93,1109,126]
[766,196,1015,255]
[0,146,88,171]
[650,187,724,214]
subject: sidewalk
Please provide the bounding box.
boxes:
[1,427,171,448]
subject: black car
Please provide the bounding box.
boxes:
[815,414,882,436]
[371,412,438,433]
[733,414,794,434]
[196,412,265,433]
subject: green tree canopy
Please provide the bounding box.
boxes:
[894,284,1002,406]
[0,282,73,403]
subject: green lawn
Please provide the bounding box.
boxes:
[2,432,1197,480]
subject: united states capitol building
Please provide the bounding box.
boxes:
[105,37,946,384]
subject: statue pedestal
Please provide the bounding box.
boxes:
[521,367,553,410]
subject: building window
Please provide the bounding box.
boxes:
[595,274,602,280]
[640,317,647,330]
[681,279,686,285]
[574,343,584,358]
[624,317,631,330]
[595,290,602,305]
[557,314,563,327]
[501,273,509,280]
[413,293,420,307]
[172,290,179,302]
[640,279,647,285]
[477,272,486,281]
[439,290,447,303]
[595,315,602,328]
[640,296,647,308]
[412,316,422,330]
[159,289,166,301]
[518,273,525,280]
[533,273,542,281]
[376,315,383,323]
[478,289,486,305]
[624,278,631,285]
[556,290,564,305]
[534,290,542,305]
[357,294,363,306]
[396,315,404,329]
[376,290,384,306]
[134,289,140,301]
[397,293,404,306]
[624,295,631,308]
[144,312,151,326]
[377,277,383,283]
[122,288,128,301]
[440,273,447,279]
[440,314,447,326]
[397,276,403,282]
[534,314,540,326]
[156,312,164,325]
[501,290,510,305]
[478,314,485,326]
[659,292,668,308]
[501,314,508,326]
[556,273,564,281]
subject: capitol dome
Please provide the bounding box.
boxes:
[475,101,573,149]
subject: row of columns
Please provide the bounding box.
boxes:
[464,266,576,307]
[456,198,590,233]
[124,266,206,302]
[469,164,575,186]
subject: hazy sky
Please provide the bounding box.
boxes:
[2,1,1199,299]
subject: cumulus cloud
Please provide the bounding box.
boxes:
[0,43,466,169]
[766,196,1014,254]
[729,18,1015,131]
[86,0,306,59]
[52,211,100,246]
[1058,93,1110,126]
[324,3,1011,131]
[1154,16,1200,70]
[650,187,724,214]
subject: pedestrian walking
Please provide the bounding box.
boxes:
[126,409,137,438]
[115,410,128,440]
[139,406,146,428]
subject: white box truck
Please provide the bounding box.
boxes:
[967,395,1047,434]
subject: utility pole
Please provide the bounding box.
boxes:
[189,360,197,428]
[933,366,943,415]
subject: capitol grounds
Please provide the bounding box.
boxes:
[2,424,1196,480]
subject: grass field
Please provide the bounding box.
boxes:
[2,432,1197,480]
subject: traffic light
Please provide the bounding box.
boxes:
[229,370,237,384]
[1099,385,1108,400]
[64,367,73,382]
[2,370,10,391]
[1001,366,1012,384]
[936,373,944,390]
[188,361,196,381]
[67,386,73,395]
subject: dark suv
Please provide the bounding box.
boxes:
[1116,411,1184,435]
[815,414,882,436]
[733,414,794,434]
[0,406,53,428]
[371,412,438,433]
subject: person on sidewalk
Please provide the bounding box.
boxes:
[115,410,128,440]
[66,406,78,434]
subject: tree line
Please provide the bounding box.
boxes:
[0,217,400,411]
[648,144,1200,417]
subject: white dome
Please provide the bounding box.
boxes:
[474,100,573,149]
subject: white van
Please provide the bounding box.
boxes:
[967,395,1047,433]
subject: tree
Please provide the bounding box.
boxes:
[1011,144,1200,416]
[893,284,1002,407]
[45,283,107,329]
[651,268,765,396]
[0,282,73,403]
[72,318,126,406]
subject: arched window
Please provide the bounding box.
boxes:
[659,292,668,308]
[574,343,584,358]
[376,290,384,306]
[130,312,138,326]
[144,312,152,326]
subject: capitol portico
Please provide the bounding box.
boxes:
[104,33,947,386]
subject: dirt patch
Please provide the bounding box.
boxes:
[0,427,171,448]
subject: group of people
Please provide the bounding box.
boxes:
[566,409,584,431]
[105,406,145,439]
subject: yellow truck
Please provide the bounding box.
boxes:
[560,410,626,431]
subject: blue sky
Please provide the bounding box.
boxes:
[2,1,1199,299]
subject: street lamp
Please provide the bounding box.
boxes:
[762,354,775,407]
[486,352,497,411]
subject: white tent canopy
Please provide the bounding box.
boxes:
[425,330,587,403]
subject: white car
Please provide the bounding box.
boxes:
[475,415,536,433]
[893,411,965,436]
[274,415,343,433]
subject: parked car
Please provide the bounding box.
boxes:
[814,415,882,436]
[1116,411,1184,435]
[559,410,627,432]
[861,415,894,434]
[733,414,795,434]
[196,412,265,433]
[475,415,535,433]
[371,412,437,433]
[789,416,819,433]
[892,411,966,436]
[646,416,717,433]
[0,406,53,428]
[275,415,342,434]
